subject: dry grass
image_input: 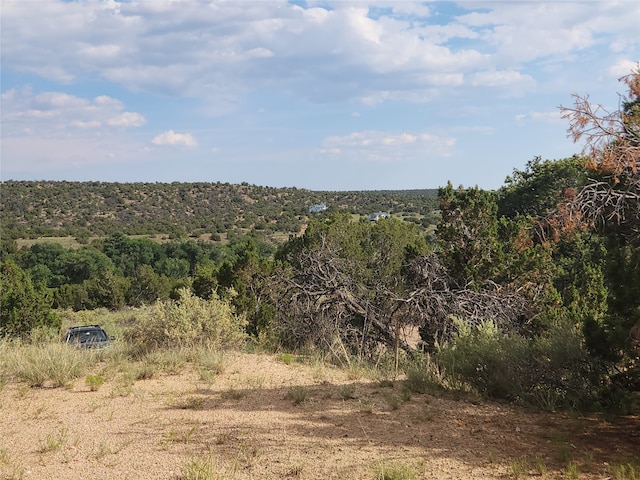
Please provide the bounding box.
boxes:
[0,343,638,480]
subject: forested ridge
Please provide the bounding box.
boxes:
[0,180,439,240]
[1,72,639,414]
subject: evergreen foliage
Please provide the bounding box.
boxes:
[0,260,60,337]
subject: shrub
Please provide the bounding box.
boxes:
[437,319,601,410]
[286,386,308,405]
[124,288,247,353]
[402,354,445,395]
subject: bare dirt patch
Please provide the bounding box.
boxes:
[1,352,638,479]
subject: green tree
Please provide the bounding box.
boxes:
[82,270,129,310]
[0,260,59,337]
[61,246,115,284]
[127,265,172,306]
[436,183,502,287]
[498,155,588,220]
[17,242,68,287]
[101,233,165,277]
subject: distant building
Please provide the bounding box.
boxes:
[309,203,328,213]
[368,211,390,221]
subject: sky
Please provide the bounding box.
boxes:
[1,1,638,191]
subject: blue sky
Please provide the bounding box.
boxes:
[1,1,638,190]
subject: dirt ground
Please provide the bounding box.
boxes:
[1,351,638,480]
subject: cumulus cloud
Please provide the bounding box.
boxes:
[1,1,635,104]
[321,130,455,163]
[608,59,639,78]
[1,88,148,172]
[107,112,146,127]
[152,130,198,148]
[1,88,146,136]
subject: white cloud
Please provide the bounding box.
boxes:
[608,59,639,78]
[1,88,148,172]
[107,112,146,127]
[321,130,455,163]
[2,1,634,105]
[152,130,197,148]
[1,88,146,136]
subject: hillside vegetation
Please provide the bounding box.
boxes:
[0,180,439,241]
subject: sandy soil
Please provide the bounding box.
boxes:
[1,352,638,479]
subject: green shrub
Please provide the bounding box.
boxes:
[403,355,444,395]
[124,288,247,353]
[437,319,601,410]
[286,386,308,405]
[338,383,357,399]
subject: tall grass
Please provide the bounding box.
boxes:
[1,340,95,387]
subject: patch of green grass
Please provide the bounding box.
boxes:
[110,372,135,397]
[123,358,158,380]
[278,353,294,365]
[93,441,132,462]
[509,456,529,479]
[373,460,416,480]
[145,349,187,375]
[531,454,548,476]
[286,386,308,405]
[564,460,580,479]
[221,388,249,400]
[163,425,200,445]
[38,427,68,454]
[358,399,375,414]
[181,453,236,480]
[404,366,438,395]
[400,387,412,402]
[0,455,25,480]
[383,392,401,410]
[174,395,205,410]
[0,448,10,465]
[611,462,640,480]
[85,374,105,391]
[197,368,218,387]
[192,349,225,373]
[338,383,357,400]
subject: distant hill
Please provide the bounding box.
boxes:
[0,181,440,242]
